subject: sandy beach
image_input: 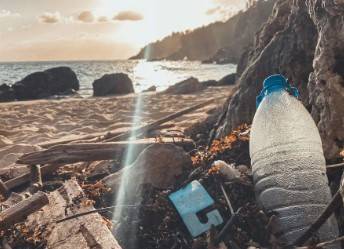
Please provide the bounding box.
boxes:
[0,86,233,177]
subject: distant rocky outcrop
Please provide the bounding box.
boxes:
[216,0,344,160]
[12,67,79,100]
[163,77,206,94]
[93,73,134,96]
[130,0,276,63]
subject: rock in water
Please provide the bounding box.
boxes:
[92,73,134,96]
[164,77,206,94]
[0,84,15,102]
[102,143,192,190]
[216,0,344,160]
[12,67,79,100]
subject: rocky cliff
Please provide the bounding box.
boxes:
[130,0,276,63]
[216,0,344,160]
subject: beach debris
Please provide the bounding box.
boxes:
[24,179,121,249]
[28,165,43,194]
[102,143,192,190]
[169,180,223,237]
[211,160,240,181]
[0,191,49,230]
[17,138,194,166]
[93,73,134,96]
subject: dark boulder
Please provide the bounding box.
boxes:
[164,77,206,94]
[203,74,237,87]
[92,73,134,96]
[201,80,218,87]
[12,67,79,100]
[0,84,15,102]
[218,73,237,86]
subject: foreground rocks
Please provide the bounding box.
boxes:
[93,73,134,96]
[164,77,206,94]
[12,67,79,100]
[216,0,344,160]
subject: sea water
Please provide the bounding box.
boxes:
[0,60,235,97]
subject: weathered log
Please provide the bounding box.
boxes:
[29,165,42,193]
[0,191,49,230]
[5,164,61,190]
[25,179,122,249]
[105,98,216,142]
[17,138,194,165]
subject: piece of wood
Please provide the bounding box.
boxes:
[0,191,49,230]
[0,179,11,199]
[38,123,175,149]
[25,179,122,249]
[29,165,42,193]
[5,164,61,191]
[105,98,217,142]
[17,138,194,166]
[326,162,344,170]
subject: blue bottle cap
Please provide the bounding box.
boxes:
[256,74,299,108]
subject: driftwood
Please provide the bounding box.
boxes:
[29,165,42,193]
[25,179,121,249]
[105,98,216,142]
[39,123,175,149]
[17,138,194,166]
[5,164,61,191]
[0,191,49,230]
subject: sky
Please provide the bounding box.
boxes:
[0,0,246,62]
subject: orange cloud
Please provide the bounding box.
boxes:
[113,11,143,21]
[39,12,61,23]
[78,11,95,23]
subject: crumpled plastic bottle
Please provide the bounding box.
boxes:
[250,74,339,247]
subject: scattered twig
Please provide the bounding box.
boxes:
[295,235,344,249]
[292,191,342,246]
[29,165,42,193]
[56,204,152,223]
[326,162,344,170]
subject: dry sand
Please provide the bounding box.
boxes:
[0,86,233,178]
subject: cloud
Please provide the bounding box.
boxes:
[0,9,20,18]
[97,16,109,22]
[39,12,61,23]
[78,11,95,23]
[113,11,143,21]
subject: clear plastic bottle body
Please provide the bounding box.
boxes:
[250,90,339,246]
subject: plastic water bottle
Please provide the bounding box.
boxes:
[250,75,339,246]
